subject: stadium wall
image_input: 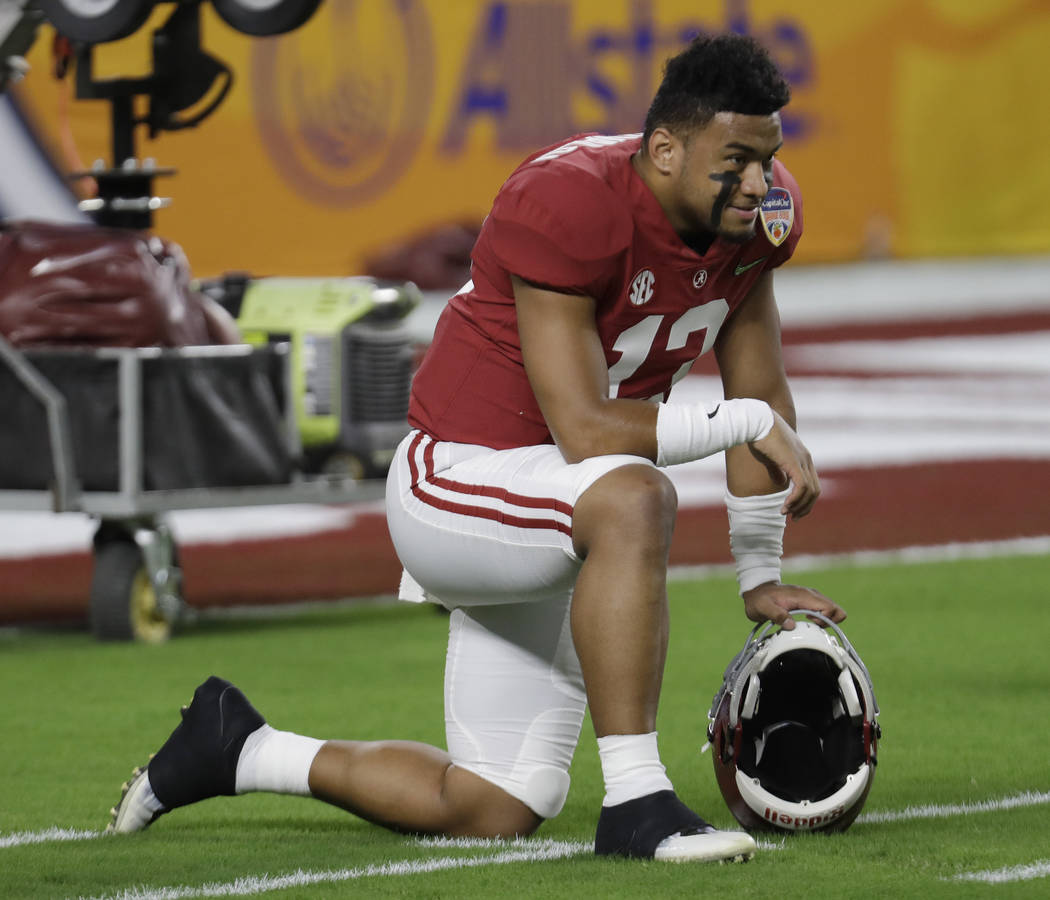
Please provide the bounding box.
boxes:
[9,0,1050,278]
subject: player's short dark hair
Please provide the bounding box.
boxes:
[642,33,791,146]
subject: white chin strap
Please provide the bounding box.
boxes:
[735,763,871,831]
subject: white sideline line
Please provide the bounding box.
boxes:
[857,790,1050,824]
[420,833,787,852]
[415,835,570,850]
[0,827,102,848]
[2,790,1048,896]
[5,788,1050,851]
[669,535,1050,583]
[73,840,591,900]
[948,860,1050,884]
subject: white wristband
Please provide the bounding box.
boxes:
[726,488,789,594]
[655,398,774,467]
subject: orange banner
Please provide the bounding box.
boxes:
[15,0,1050,277]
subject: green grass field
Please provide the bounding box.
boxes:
[3,552,1049,899]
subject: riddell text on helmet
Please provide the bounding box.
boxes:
[764,805,845,829]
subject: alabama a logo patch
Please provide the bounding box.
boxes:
[760,187,794,247]
[629,268,656,305]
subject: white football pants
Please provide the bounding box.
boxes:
[385,430,656,818]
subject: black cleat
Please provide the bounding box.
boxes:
[107,676,265,833]
[594,790,756,862]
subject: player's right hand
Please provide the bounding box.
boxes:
[748,411,820,519]
[742,581,846,630]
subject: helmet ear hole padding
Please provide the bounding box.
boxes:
[837,667,863,718]
[740,672,761,721]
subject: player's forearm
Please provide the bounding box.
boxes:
[723,386,796,497]
[725,443,788,496]
[550,395,775,467]
[548,397,660,464]
[723,398,799,592]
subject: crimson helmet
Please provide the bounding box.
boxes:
[706,611,880,833]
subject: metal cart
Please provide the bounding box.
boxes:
[0,334,393,643]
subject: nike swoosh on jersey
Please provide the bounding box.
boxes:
[734,257,767,275]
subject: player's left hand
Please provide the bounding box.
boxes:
[742,582,846,631]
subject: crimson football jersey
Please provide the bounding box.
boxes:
[408,133,803,449]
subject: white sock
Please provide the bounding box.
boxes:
[234,724,325,796]
[139,777,168,813]
[597,732,675,807]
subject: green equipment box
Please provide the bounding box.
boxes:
[204,274,422,478]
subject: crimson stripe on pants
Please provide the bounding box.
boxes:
[407,432,573,537]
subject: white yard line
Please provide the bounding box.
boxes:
[0,826,102,848]
[857,790,1050,825]
[417,833,792,852]
[5,791,1050,851]
[948,860,1050,884]
[72,840,591,900]
[415,835,575,850]
[5,790,1050,895]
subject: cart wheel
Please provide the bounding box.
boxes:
[37,0,156,44]
[321,450,367,479]
[90,540,172,643]
[210,0,322,36]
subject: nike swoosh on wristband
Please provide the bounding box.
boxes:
[707,404,720,419]
[734,257,767,275]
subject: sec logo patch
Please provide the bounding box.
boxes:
[629,269,656,305]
